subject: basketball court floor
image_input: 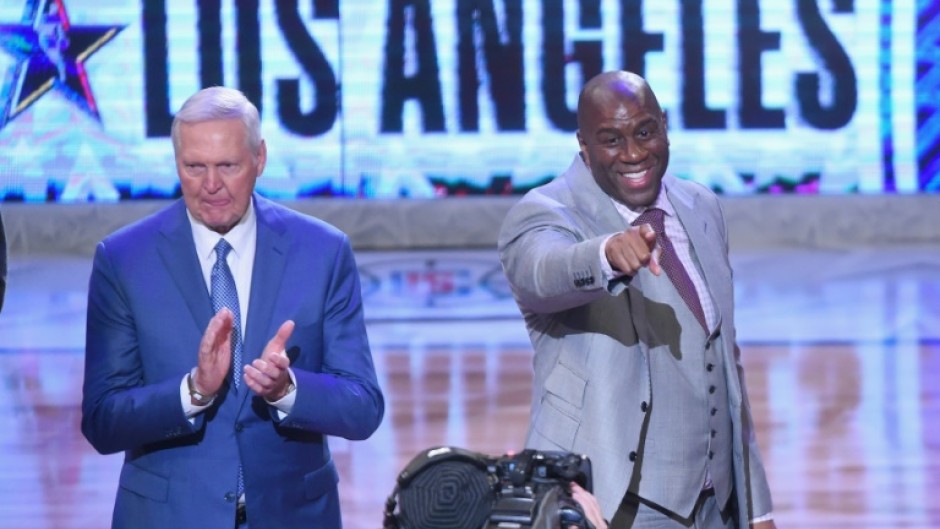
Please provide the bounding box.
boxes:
[1,247,938,528]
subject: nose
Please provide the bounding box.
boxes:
[620,139,647,163]
[204,168,223,192]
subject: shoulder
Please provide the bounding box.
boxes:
[99,200,185,252]
[665,174,717,198]
[665,175,721,210]
[254,196,352,260]
[255,195,346,240]
[501,179,578,242]
[506,156,590,220]
[664,175,730,241]
[500,156,615,248]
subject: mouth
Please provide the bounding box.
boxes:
[618,168,652,187]
[203,197,231,208]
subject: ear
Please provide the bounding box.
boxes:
[661,113,670,145]
[255,139,267,177]
[576,130,589,166]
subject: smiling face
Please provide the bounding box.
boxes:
[175,119,266,234]
[576,73,669,209]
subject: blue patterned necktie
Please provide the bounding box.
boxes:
[210,238,245,498]
[211,238,242,388]
[632,208,708,332]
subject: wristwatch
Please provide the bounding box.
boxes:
[268,380,296,403]
[187,371,215,406]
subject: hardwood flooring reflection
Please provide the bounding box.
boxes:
[1,341,938,528]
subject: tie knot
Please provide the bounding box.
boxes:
[214,238,233,260]
[632,207,665,232]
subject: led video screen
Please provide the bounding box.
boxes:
[0,0,933,202]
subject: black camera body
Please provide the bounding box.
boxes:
[383,446,594,529]
[485,449,593,529]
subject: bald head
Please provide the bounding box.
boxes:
[577,71,663,131]
[575,71,669,209]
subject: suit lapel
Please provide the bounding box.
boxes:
[156,201,213,333]
[666,178,709,261]
[241,195,290,370]
[666,179,728,326]
[565,155,630,234]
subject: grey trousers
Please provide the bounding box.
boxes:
[610,489,735,529]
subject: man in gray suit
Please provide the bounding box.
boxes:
[498,71,776,528]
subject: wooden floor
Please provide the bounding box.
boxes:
[2,249,940,528]
[1,342,938,528]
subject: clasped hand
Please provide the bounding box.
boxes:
[191,308,296,402]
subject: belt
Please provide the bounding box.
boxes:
[236,503,247,526]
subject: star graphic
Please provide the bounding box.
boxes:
[0,0,124,130]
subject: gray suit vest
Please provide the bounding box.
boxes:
[633,262,733,519]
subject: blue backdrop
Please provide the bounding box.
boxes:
[0,0,934,201]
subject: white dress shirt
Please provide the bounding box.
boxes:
[179,201,296,418]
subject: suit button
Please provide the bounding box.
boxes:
[711,407,718,416]
[711,430,717,438]
[705,341,711,350]
[224,492,236,502]
[709,385,716,394]
[235,423,244,432]
[629,451,637,462]
[708,451,714,459]
[706,363,714,372]
[640,401,648,412]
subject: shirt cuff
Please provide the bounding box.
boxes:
[268,368,297,419]
[750,512,774,524]
[599,234,624,281]
[181,371,215,420]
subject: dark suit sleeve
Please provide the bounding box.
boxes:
[277,238,384,440]
[81,241,199,455]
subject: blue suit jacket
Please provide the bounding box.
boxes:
[81,195,384,529]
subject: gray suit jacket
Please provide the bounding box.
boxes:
[498,156,773,526]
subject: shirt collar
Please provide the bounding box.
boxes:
[609,181,675,223]
[187,198,257,262]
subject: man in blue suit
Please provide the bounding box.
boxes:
[81,86,384,529]
[499,72,775,528]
